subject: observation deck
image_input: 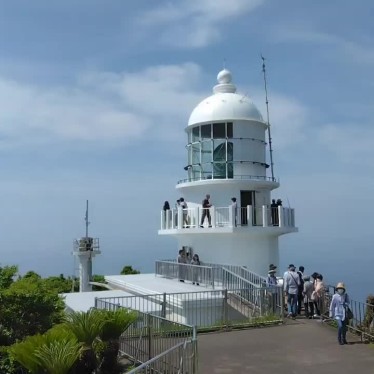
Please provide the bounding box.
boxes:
[159,205,297,236]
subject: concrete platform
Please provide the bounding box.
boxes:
[198,318,374,373]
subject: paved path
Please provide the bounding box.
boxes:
[198,319,374,373]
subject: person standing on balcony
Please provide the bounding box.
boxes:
[191,254,200,285]
[284,264,300,319]
[231,197,237,227]
[200,194,212,227]
[329,282,350,345]
[179,197,189,228]
[271,199,278,226]
[174,199,180,227]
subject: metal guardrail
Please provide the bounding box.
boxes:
[155,260,215,288]
[96,287,284,330]
[126,339,197,374]
[95,299,198,373]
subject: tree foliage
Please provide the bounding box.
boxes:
[0,276,65,343]
[120,265,140,275]
[0,265,18,290]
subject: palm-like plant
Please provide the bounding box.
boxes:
[96,309,137,374]
[63,310,105,374]
[9,334,45,374]
[35,338,82,374]
[9,328,82,374]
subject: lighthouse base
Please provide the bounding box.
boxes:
[176,232,279,277]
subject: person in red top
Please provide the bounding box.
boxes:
[200,194,212,227]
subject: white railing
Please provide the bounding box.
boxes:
[160,205,296,230]
[155,260,215,288]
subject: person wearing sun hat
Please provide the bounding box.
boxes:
[329,282,350,345]
[267,267,279,314]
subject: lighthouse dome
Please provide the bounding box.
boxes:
[188,69,264,126]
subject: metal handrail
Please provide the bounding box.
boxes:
[126,339,197,374]
[155,260,215,288]
[177,174,277,184]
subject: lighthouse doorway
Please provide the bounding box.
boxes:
[240,190,255,226]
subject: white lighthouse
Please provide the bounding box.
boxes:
[159,68,297,276]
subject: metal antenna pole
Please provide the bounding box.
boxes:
[261,55,275,181]
[85,200,89,238]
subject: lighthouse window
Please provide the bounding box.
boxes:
[192,126,199,141]
[227,122,233,138]
[213,123,225,138]
[201,124,211,139]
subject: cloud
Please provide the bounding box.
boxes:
[273,28,374,65]
[139,0,265,48]
[0,60,313,153]
[250,89,308,149]
[318,123,374,163]
[0,63,205,149]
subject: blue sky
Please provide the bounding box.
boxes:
[0,0,373,299]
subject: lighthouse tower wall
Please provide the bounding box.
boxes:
[177,234,279,276]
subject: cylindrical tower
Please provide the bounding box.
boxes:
[159,69,297,276]
[72,237,100,292]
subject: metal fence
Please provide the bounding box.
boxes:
[155,260,269,290]
[322,286,374,342]
[126,340,197,374]
[155,260,215,288]
[96,287,284,330]
[95,300,198,373]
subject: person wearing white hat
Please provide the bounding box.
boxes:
[329,282,350,345]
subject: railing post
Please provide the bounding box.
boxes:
[280,286,285,322]
[262,205,268,227]
[194,207,199,229]
[192,326,198,373]
[166,209,171,229]
[211,206,216,228]
[278,206,283,227]
[229,204,234,228]
[247,205,253,226]
[177,206,183,229]
[161,292,166,319]
[147,314,152,361]
[161,211,165,230]
[223,289,228,327]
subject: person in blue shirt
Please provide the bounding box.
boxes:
[329,282,350,345]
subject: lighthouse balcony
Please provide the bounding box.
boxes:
[72,237,101,255]
[159,205,296,235]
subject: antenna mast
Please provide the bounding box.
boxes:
[85,200,89,238]
[261,55,275,181]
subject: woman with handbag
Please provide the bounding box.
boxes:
[329,282,351,345]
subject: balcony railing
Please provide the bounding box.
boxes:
[160,205,296,230]
[177,174,277,184]
[155,260,215,288]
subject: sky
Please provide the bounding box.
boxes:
[0,0,373,301]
